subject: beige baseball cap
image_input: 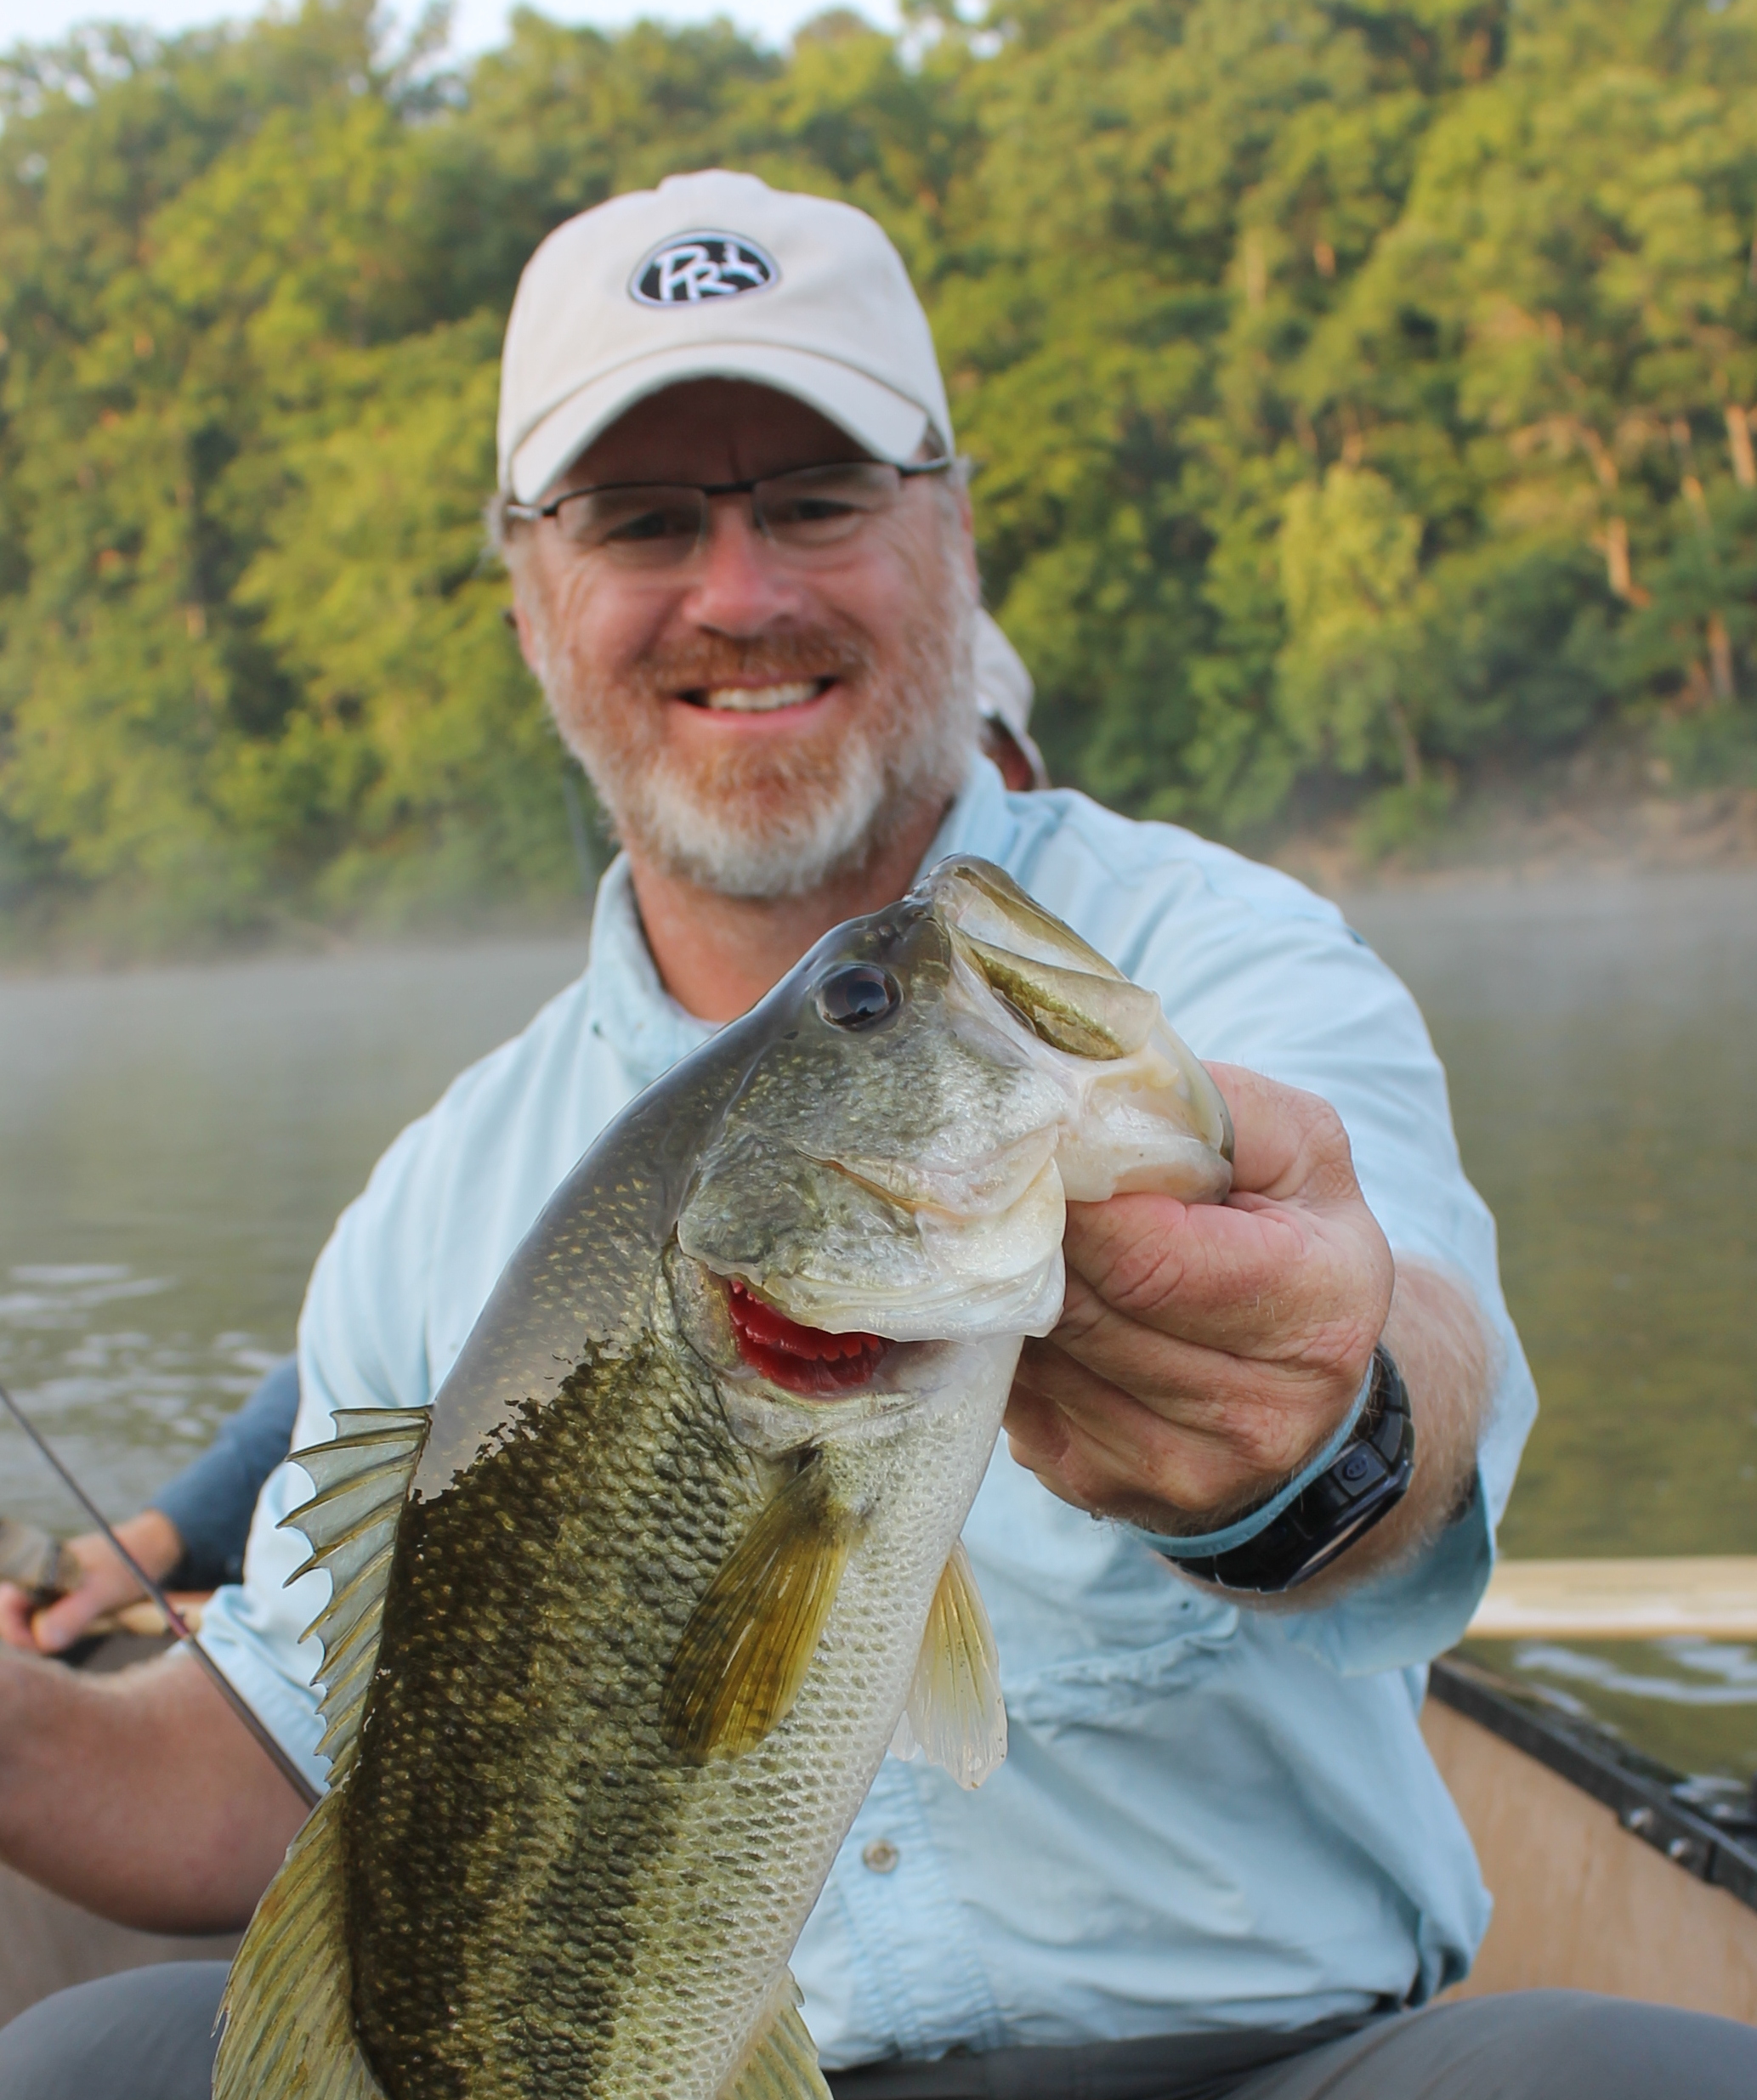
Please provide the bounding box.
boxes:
[497,169,955,503]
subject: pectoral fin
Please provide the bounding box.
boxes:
[662,1463,857,1762]
[718,1970,831,2100]
[888,1539,1007,1789]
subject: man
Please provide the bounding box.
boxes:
[1,171,1750,2098]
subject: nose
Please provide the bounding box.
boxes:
[677,496,806,636]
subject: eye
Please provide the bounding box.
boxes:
[815,963,900,1029]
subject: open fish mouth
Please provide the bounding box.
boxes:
[723,1276,892,1395]
[674,854,1234,1360]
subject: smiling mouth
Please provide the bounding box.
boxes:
[725,1277,891,1395]
[681,677,835,713]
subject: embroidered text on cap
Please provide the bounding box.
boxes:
[632,231,779,308]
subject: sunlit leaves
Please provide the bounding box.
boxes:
[3,0,1756,942]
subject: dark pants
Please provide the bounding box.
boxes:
[3,1961,1755,2098]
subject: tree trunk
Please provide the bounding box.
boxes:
[1386,694,1424,790]
[1708,614,1737,704]
[1726,406,1756,491]
[1596,515,1651,606]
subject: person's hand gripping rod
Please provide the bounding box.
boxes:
[0,1373,320,1813]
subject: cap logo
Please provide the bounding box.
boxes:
[632,230,779,308]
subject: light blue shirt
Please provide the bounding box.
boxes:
[201,757,1535,2063]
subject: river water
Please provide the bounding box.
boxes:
[2,869,1754,1776]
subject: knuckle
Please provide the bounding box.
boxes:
[1084,1231,1189,1321]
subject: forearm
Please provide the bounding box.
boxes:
[0,1644,307,1931]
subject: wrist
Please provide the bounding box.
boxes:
[1142,1345,1414,1593]
[1144,1370,1373,1545]
[1140,1357,1379,1559]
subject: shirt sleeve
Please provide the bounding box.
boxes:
[1124,862,1538,1677]
[150,1356,301,1588]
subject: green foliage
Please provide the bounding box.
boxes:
[3,0,1756,940]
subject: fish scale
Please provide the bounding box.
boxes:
[347,1330,747,2096]
[213,855,1232,2100]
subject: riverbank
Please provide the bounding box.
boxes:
[1273,773,1757,900]
[5,771,1757,974]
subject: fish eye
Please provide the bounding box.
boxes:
[815,963,901,1029]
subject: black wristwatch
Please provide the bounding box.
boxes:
[1164,1346,1414,1594]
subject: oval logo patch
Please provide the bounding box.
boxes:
[632,231,779,308]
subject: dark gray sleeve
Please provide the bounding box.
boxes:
[149,1356,300,1588]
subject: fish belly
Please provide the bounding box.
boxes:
[591,1354,1013,2099]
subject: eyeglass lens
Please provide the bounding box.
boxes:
[549,462,911,567]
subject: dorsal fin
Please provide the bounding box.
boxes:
[277,1406,428,1774]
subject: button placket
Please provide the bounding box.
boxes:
[832,1762,1006,2061]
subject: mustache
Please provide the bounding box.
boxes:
[626,629,874,698]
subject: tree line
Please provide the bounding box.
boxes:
[2,0,1754,941]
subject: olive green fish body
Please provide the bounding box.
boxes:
[214,858,1233,2100]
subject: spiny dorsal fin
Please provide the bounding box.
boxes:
[718,1971,831,2100]
[277,1406,428,1774]
[661,1462,858,1763]
[888,1539,1007,1790]
[213,1788,387,2100]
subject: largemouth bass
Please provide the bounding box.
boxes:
[214,856,1232,2100]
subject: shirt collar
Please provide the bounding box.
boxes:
[585,755,1016,1091]
[583,853,718,1091]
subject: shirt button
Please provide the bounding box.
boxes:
[861,1838,900,1874]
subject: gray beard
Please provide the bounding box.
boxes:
[541,551,981,903]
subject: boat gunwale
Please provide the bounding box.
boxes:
[1429,1656,1757,1915]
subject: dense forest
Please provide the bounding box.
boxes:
[2,0,1754,942]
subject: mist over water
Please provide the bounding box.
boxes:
[2,869,1754,1775]
[0,938,590,1528]
[1348,869,1757,1777]
[1346,871,1757,1562]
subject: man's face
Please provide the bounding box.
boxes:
[507,379,978,901]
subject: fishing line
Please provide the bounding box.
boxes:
[0,1373,320,1813]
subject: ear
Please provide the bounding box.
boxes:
[508,590,544,680]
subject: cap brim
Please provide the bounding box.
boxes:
[507,342,934,501]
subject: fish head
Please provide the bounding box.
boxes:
[672,856,1231,1420]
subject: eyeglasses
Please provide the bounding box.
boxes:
[502,458,956,569]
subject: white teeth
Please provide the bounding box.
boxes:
[702,682,820,713]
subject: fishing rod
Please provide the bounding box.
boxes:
[0,1373,320,1813]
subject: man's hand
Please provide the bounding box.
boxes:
[0,1510,184,1656]
[1006,1063,1489,1595]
